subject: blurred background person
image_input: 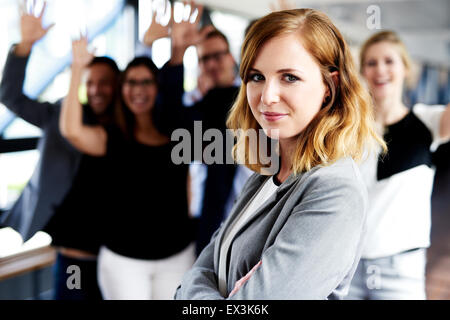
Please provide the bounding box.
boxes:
[147,1,252,256]
[347,30,450,300]
[60,37,195,300]
[0,0,448,301]
[0,1,119,300]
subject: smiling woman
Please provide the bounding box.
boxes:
[345,30,450,300]
[116,57,160,139]
[175,8,386,300]
[59,38,196,299]
[246,34,328,146]
[228,9,386,177]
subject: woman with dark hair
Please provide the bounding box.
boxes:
[60,38,196,300]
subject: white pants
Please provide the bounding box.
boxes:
[346,248,427,300]
[97,243,196,300]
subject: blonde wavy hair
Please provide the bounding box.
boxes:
[227,9,386,174]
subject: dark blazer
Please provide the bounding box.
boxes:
[0,46,81,241]
[157,64,240,255]
[175,157,368,299]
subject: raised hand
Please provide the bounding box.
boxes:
[169,0,217,65]
[19,0,54,45]
[16,0,54,56]
[170,0,205,50]
[143,2,171,47]
[71,35,95,70]
[269,0,296,12]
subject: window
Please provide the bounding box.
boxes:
[0,0,128,260]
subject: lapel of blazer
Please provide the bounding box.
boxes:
[213,174,267,268]
[213,172,300,269]
[233,173,299,237]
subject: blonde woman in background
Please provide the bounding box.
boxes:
[347,30,450,300]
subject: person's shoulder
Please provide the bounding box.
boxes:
[244,171,266,186]
[413,102,446,111]
[236,171,269,195]
[302,157,367,199]
[300,158,368,217]
[411,103,447,143]
[412,102,446,120]
[310,157,361,182]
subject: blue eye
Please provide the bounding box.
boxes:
[283,74,300,83]
[249,73,264,82]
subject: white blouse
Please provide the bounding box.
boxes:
[217,176,280,296]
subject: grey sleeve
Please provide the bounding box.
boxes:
[230,170,367,300]
[0,46,56,129]
[175,227,225,300]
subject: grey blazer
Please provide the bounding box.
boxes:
[0,47,81,241]
[175,157,368,300]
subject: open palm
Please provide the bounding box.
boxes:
[171,2,206,49]
[143,11,170,46]
[72,37,94,69]
[20,1,53,44]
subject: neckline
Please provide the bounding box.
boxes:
[272,175,282,186]
[385,110,413,129]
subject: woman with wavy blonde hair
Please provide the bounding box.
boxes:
[346,31,450,300]
[175,8,385,300]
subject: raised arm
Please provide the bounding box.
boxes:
[59,37,107,156]
[16,0,54,56]
[269,0,296,12]
[440,103,450,140]
[154,2,214,134]
[169,1,214,65]
[135,5,172,58]
[143,6,171,48]
[0,0,56,128]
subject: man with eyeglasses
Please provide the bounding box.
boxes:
[182,29,240,107]
[197,30,238,92]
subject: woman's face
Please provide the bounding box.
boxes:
[122,65,157,115]
[362,41,407,102]
[246,33,327,145]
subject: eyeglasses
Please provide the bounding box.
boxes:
[198,50,229,64]
[123,79,156,88]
